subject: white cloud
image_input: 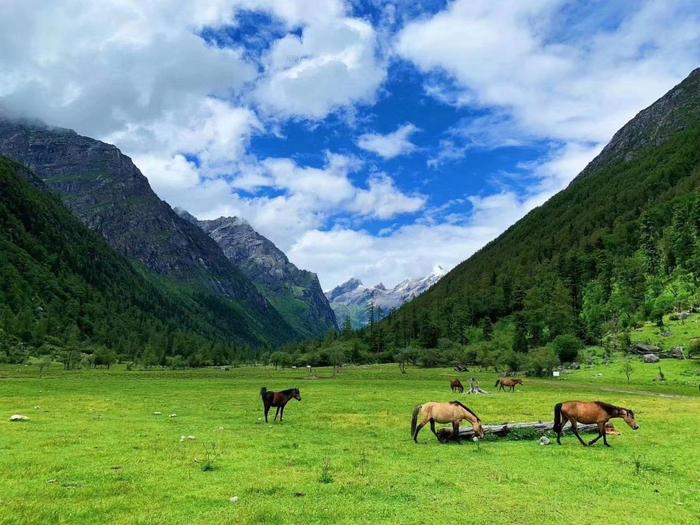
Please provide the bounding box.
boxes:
[428,113,528,167]
[158,152,426,253]
[254,16,386,119]
[397,0,700,146]
[357,123,419,159]
[290,188,540,289]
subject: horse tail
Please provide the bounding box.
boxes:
[494,379,500,387]
[411,404,422,437]
[260,387,267,398]
[553,402,563,433]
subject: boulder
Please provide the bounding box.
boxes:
[670,347,686,359]
[643,353,660,363]
[630,343,660,355]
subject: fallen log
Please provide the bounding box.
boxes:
[447,421,602,441]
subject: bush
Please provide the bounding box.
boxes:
[550,335,584,363]
[525,347,559,376]
[688,339,700,357]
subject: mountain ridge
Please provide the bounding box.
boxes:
[326,266,447,328]
[0,118,298,347]
[0,155,266,361]
[175,209,338,338]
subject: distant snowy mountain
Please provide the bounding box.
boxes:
[325,266,447,328]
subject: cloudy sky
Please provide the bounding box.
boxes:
[2,1,700,289]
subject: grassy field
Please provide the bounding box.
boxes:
[1,359,699,524]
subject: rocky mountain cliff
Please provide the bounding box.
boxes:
[579,67,700,179]
[0,155,270,357]
[326,267,446,328]
[176,210,337,338]
[0,118,297,347]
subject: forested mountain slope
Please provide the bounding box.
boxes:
[0,119,299,348]
[379,68,700,350]
[0,156,287,364]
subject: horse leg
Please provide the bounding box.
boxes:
[413,418,429,443]
[452,422,461,443]
[570,420,587,446]
[603,424,611,447]
[264,402,270,423]
[556,417,563,444]
[274,406,280,421]
[429,419,438,438]
[588,422,605,446]
[280,402,286,422]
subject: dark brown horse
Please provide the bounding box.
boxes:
[553,401,639,447]
[495,377,523,392]
[450,378,464,393]
[260,387,301,422]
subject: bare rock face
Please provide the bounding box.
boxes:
[576,68,700,180]
[0,119,263,301]
[177,210,337,338]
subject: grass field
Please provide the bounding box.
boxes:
[1,359,699,524]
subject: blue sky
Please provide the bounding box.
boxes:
[2,1,700,288]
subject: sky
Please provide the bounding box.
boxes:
[1,1,700,290]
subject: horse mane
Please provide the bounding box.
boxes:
[594,401,622,415]
[281,387,299,394]
[449,400,480,421]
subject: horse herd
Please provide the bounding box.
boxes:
[260,376,640,448]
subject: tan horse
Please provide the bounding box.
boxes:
[553,401,639,447]
[411,401,485,443]
[495,377,523,392]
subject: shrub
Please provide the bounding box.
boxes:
[687,339,700,357]
[550,335,584,363]
[524,347,559,376]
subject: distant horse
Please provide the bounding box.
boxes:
[495,378,523,392]
[411,401,485,443]
[553,401,639,447]
[260,387,301,422]
[450,379,464,393]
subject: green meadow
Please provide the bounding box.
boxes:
[1,360,698,525]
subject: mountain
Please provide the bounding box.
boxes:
[176,210,337,338]
[378,68,700,349]
[0,155,270,362]
[0,118,298,347]
[326,266,446,328]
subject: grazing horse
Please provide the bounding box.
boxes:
[553,401,639,447]
[495,378,523,392]
[411,401,485,443]
[450,378,464,393]
[260,387,301,422]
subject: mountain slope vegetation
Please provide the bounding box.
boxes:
[0,118,301,348]
[0,157,288,364]
[275,68,700,370]
[376,68,700,355]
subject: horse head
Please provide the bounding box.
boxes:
[472,419,486,438]
[621,409,639,430]
[293,388,302,401]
